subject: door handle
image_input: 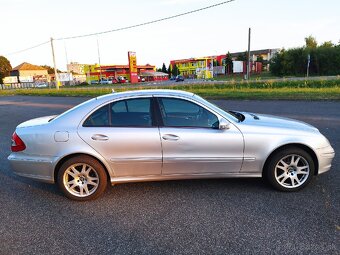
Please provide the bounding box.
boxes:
[162,134,180,141]
[91,134,109,141]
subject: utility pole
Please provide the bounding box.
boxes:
[97,36,102,82]
[247,27,251,80]
[50,37,60,90]
[306,54,310,77]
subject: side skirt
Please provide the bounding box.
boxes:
[110,172,262,185]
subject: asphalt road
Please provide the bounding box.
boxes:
[0,96,339,254]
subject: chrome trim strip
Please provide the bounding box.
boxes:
[8,156,53,164]
[163,157,243,163]
[244,157,256,162]
[110,157,161,162]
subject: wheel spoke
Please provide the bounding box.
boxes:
[290,156,295,165]
[290,177,295,187]
[297,166,309,174]
[277,173,286,180]
[87,179,99,186]
[79,186,84,196]
[277,165,286,171]
[281,175,289,184]
[67,180,78,190]
[294,176,301,184]
[83,184,90,195]
[71,166,80,175]
[294,156,301,165]
[279,160,288,168]
[81,164,87,174]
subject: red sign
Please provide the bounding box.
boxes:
[128,51,138,83]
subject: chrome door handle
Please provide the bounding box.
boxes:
[91,134,109,141]
[162,134,180,141]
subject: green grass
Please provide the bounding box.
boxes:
[1,79,340,100]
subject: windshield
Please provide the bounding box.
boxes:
[193,95,241,122]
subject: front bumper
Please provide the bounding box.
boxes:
[316,145,335,174]
[8,153,58,183]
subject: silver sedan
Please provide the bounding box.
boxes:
[8,90,335,200]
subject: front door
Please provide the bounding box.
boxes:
[157,97,244,175]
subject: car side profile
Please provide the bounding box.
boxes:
[8,90,335,200]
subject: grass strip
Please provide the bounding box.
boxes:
[1,86,340,100]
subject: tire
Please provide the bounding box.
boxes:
[265,147,315,192]
[57,155,108,201]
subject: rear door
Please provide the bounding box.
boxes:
[78,97,162,177]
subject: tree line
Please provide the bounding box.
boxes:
[270,36,340,76]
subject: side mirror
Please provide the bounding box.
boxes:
[219,118,230,130]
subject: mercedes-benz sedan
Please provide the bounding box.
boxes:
[8,90,335,200]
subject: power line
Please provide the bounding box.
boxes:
[4,40,50,56]
[3,1,235,57]
[56,0,235,40]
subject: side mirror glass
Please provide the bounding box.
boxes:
[219,118,230,130]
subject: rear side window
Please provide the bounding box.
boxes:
[83,105,109,127]
[83,98,153,127]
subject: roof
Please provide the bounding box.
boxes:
[95,64,155,71]
[97,89,195,101]
[12,62,47,71]
[140,71,169,76]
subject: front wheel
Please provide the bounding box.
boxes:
[57,156,108,201]
[265,147,315,192]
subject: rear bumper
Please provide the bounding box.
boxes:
[316,145,335,174]
[8,153,58,183]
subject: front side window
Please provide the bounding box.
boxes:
[158,98,219,128]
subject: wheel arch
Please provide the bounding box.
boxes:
[262,143,319,176]
[54,153,112,184]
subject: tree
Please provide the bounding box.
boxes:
[270,37,340,76]
[0,56,12,84]
[161,63,167,73]
[236,51,248,61]
[156,67,162,72]
[305,35,317,48]
[172,64,179,76]
[167,64,172,75]
[224,52,233,75]
[320,41,334,48]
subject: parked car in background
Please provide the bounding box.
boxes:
[117,76,127,83]
[8,90,334,200]
[138,76,145,82]
[175,75,184,82]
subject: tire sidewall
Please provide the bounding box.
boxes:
[57,156,108,201]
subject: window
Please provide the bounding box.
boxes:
[111,98,152,127]
[83,98,153,127]
[83,104,109,127]
[159,98,219,128]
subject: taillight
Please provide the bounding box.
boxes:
[11,132,26,152]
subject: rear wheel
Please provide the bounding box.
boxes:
[57,156,107,201]
[265,147,315,192]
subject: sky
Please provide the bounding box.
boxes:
[1,0,339,71]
